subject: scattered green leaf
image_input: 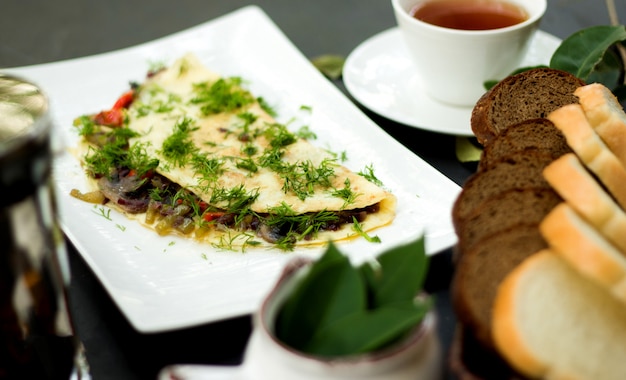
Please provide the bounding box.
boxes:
[550,25,626,84]
[93,206,112,221]
[311,54,346,80]
[455,137,483,163]
[483,65,547,91]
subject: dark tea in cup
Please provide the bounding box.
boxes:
[410,0,528,30]
[392,0,545,105]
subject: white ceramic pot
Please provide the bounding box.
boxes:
[240,258,443,380]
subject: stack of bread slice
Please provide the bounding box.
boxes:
[451,68,583,363]
[491,84,626,380]
[450,69,626,379]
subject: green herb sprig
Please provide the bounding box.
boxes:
[191,77,255,115]
[274,235,431,357]
[262,203,341,250]
[161,117,199,167]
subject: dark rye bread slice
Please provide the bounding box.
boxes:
[451,225,548,351]
[477,118,572,171]
[455,188,562,255]
[471,68,585,146]
[451,150,555,231]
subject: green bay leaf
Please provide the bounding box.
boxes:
[359,236,428,309]
[303,302,430,357]
[550,25,626,82]
[275,242,366,350]
[311,54,346,80]
[455,136,482,163]
[586,47,623,89]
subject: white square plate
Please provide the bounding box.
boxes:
[6,6,460,333]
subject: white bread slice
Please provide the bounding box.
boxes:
[543,153,626,252]
[492,250,626,380]
[539,203,626,303]
[547,103,626,209]
[575,83,626,168]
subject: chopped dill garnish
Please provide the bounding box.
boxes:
[212,231,260,252]
[295,125,317,140]
[258,147,287,172]
[133,91,183,116]
[178,59,190,77]
[154,98,177,113]
[263,203,340,250]
[209,185,259,215]
[133,103,152,118]
[191,77,255,115]
[263,122,297,148]
[257,97,277,117]
[126,142,160,177]
[170,189,204,217]
[73,115,97,136]
[147,60,166,76]
[236,157,258,173]
[331,178,360,208]
[237,111,258,126]
[191,154,224,188]
[235,112,259,141]
[352,217,381,243]
[148,184,176,202]
[340,151,348,162]
[358,164,384,187]
[93,206,112,221]
[82,126,140,177]
[259,147,338,200]
[161,117,198,167]
[280,158,337,200]
[241,143,258,157]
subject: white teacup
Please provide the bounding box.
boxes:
[392,0,546,107]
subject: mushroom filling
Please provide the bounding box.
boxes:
[95,166,380,246]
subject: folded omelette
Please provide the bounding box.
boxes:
[72,53,396,250]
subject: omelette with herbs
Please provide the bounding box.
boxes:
[71,53,396,250]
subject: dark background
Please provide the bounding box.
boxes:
[1,1,621,69]
[2,1,624,379]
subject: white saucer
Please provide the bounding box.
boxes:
[343,28,562,136]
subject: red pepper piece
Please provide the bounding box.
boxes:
[112,90,135,109]
[203,212,224,222]
[140,169,155,180]
[93,108,124,127]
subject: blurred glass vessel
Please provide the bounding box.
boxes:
[0,74,89,379]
